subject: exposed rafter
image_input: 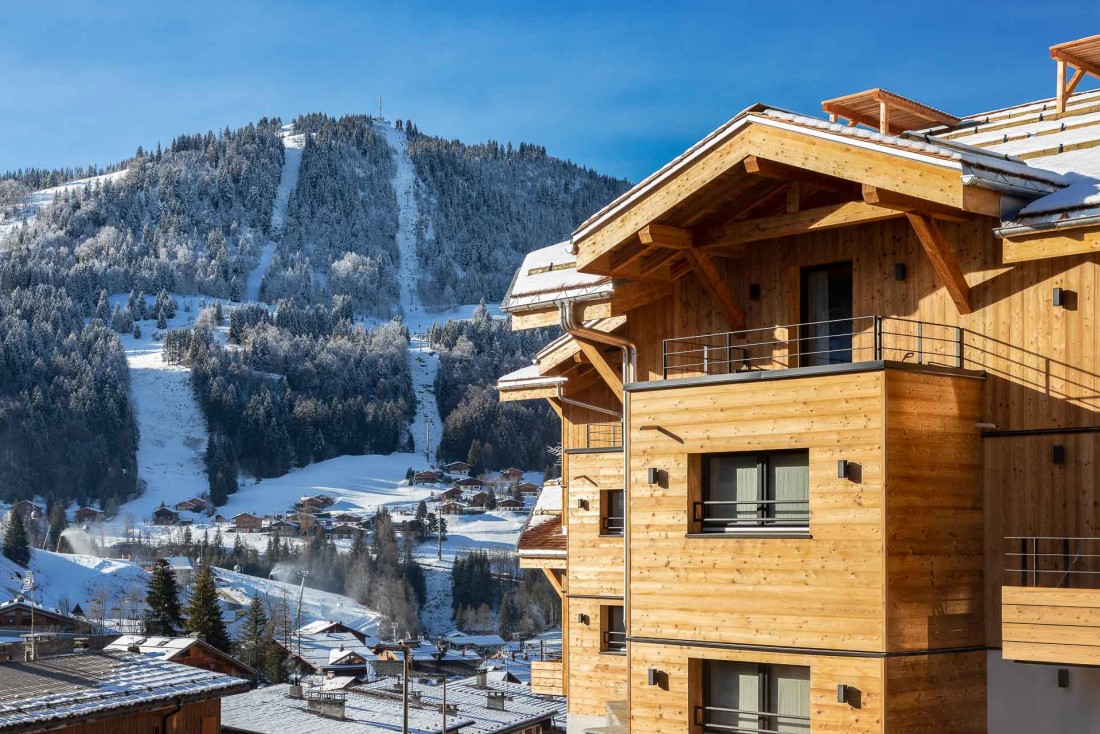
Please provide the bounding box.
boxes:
[743,155,853,193]
[638,223,694,250]
[906,213,972,314]
[698,201,903,252]
[682,247,745,330]
[861,185,971,223]
[575,339,624,402]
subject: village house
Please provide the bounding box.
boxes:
[151,505,179,526]
[497,498,526,511]
[0,598,89,634]
[266,519,300,538]
[495,34,1100,734]
[328,524,362,541]
[468,491,493,509]
[73,506,104,524]
[0,650,248,733]
[443,460,472,474]
[440,486,466,501]
[514,481,540,498]
[231,512,263,532]
[174,497,208,513]
[297,620,370,644]
[455,477,486,489]
[104,635,260,684]
[412,470,443,484]
[9,500,45,520]
[500,468,524,483]
[440,501,466,516]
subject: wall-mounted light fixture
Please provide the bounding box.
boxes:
[575,498,587,510]
[837,459,850,479]
[748,283,761,301]
[1053,445,1066,465]
[647,467,659,485]
[894,263,907,281]
[576,613,588,625]
[647,668,660,686]
[837,684,850,704]
[1058,668,1070,688]
[1053,287,1064,308]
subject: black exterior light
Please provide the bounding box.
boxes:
[894,263,907,281]
[837,459,850,479]
[1053,287,1064,308]
[1053,445,1066,465]
[647,668,660,686]
[838,684,850,704]
[647,467,659,485]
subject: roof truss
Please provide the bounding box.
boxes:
[1052,35,1100,113]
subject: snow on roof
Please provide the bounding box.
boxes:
[532,482,562,514]
[163,556,193,570]
[288,632,375,671]
[0,651,248,729]
[221,683,476,734]
[496,364,567,391]
[516,483,565,557]
[501,241,612,312]
[445,632,507,648]
[103,635,197,658]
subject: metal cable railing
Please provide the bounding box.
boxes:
[663,316,964,379]
[694,705,810,734]
[692,499,810,530]
[585,422,623,449]
[1006,537,1100,589]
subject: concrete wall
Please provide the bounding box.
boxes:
[987,651,1100,733]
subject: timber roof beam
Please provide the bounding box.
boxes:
[743,155,855,194]
[698,200,903,252]
[906,212,972,314]
[861,185,972,223]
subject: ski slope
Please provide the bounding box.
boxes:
[245,127,304,302]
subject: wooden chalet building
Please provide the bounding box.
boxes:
[9,500,44,520]
[0,651,248,733]
[497,35,1100,734]
[232,513,263,532]
[498,497,526,511]
[0,599,88,634]
[444,460,473,474]
[456,476,486,489]
[104,635,260,684]
[440,486,466,501]
[151,505,179,526]
[73,506,104,524]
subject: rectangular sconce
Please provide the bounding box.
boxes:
[647,668,659,686]
[1058,668,1069,688]
[647,467,659,485]
[1053,445,1066,465]
[837,459,849,479]
[1053,287,1064,307]
[748,283,761,301]
[575,613,588,625]
[837,684,849,704]
[575,498,586,509]
[894,263,907,281]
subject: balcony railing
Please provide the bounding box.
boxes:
[694,705,810,734]
[1005,536,1100,589]
[662,316,964,379]
[599,514,625,535]
[692,499,810,532]
[602,630,627,653]
[585,422,623,449]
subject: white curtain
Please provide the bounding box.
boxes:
[771,665,810,734]
[769,452,809,526]
[708,661,761,731]
[709,455,759,525]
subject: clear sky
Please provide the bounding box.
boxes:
[3,1,1100,183]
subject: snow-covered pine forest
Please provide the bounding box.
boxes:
[0,113,630,509]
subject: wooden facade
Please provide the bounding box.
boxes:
[44,698,221,734]
[499,64,1100,732]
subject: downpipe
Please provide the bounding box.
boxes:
[559,301,636,732]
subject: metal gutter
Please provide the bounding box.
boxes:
[994,212,1100,238]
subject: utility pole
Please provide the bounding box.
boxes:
[379,96,384,120]
[295,571,309,663]
[372,642,411,734]
[436,513,443,561]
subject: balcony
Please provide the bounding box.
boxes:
[530,658,564,696]
[661,315,964,380]
[584,422,623,450]
[1002,536,1100,666]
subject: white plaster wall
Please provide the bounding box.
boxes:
[988,650,1100,733]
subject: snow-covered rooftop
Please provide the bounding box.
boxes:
[103,635,198,658]
[0,651,248,730]
[496,364,567,391]
[501,241,612,313]
[288,632,376,672]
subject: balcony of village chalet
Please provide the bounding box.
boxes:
[657,315,966,384]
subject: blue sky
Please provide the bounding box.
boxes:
[3,1,1100,182]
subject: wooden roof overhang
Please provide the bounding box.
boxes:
[822,88,961,134]
[569,109,1070,317]
[1051,34,1100,113]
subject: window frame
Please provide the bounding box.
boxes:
[600,604,626,655]
[600,488,625,537]
[697,660,810,734]
[692,449,811,536]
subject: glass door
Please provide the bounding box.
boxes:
[799,261,853,366]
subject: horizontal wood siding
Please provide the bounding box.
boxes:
[1002,586,1100,665]
[567,450,625,598]
[530,660,564,696]
[566,596,628,717]
[629,370,887,651]
[883,651,986,733]
[884,370,985,651]
[629,641,885,734]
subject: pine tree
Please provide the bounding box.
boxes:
[498,593,519,640]
[156,309,168,330]
[185,562,231,652]
[145,558,184,635]
[239,593,269,670]
[133,323,142,339]
[2,512,30,566]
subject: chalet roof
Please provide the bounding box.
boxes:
[0,652,248,731]
[822,88,961,134]
[103,635,259,679]
[501,240,612,314]
[283,632,376,671]
[516,514,564,557]
[496,364,567,392]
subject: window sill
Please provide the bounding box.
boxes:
[598,533,625,539]
[685,531,812,540]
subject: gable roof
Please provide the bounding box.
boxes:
[501,240,613,314]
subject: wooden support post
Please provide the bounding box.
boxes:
[879,99,890,134]
[1057,58,1068,114]
[575,339,624,401]
[906,213,972,314]
[541,568,565,598]
[786,181,801,214]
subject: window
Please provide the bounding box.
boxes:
[698,660,810,734]
[601,605,626,653]
[695,450,809,533]
[600,489,625,536]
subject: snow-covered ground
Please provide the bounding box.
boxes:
[244,127,304,302]
[0,170,129,238]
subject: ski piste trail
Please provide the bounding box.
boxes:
[245,125,304,302]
